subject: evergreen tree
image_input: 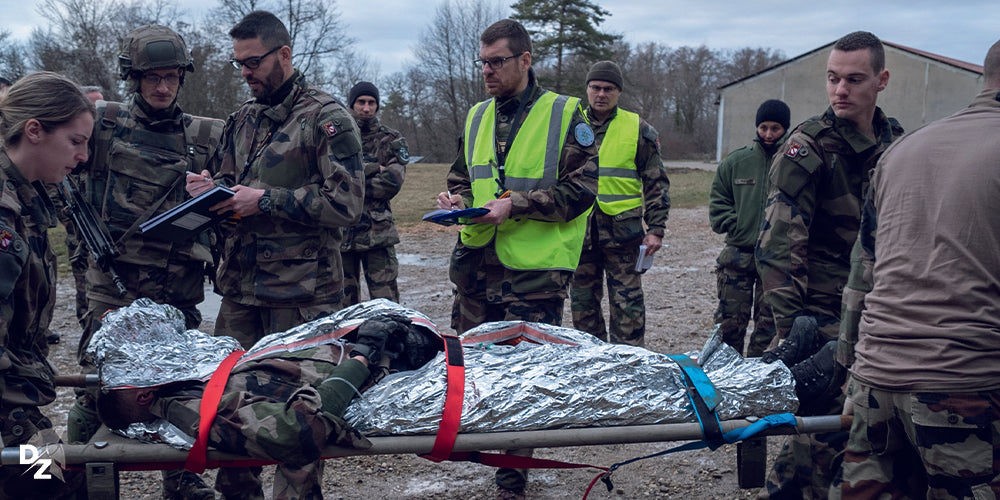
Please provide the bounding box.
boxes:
[511,0,620,92]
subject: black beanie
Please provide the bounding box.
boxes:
[349,81,379,111]
[756,99,790,130]
[586,60,624,91]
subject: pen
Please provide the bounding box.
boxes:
[447,190,457,209]
[186,170,212,181]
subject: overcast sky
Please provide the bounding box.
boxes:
[2,0,995,77]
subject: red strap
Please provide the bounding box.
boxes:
[421,335,465,461]
[185,350,245,473]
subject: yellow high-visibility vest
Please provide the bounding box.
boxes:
[459,91,587,271]
[596,108,642,215]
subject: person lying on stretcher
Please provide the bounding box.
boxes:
[90,299,441,466]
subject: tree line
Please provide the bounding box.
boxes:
[0,0,785,162]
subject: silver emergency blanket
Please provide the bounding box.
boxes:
[87,298,436,448]
[345,321,797,435]
[86,298,242,389]
[87,297,434,389]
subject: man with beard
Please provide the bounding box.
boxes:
[340,81,408,306]
[709,99,789,357]
[186,10,364,498]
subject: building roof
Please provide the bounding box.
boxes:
[719,40,984,90]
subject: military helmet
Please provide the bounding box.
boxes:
[118,25,195,80]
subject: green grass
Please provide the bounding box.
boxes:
[396,163,714,226]
[48,164,712,272]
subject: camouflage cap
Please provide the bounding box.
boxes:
[118,25,195,80]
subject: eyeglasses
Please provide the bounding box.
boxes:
[473,52,526,70]
[229,46,281,70]
[141,73,181,87]
[587,84,619,94]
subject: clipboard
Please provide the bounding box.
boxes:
[140,185,235,242]
[422,207,490,226]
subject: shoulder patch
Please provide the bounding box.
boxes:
[321,121,338,137]
[574,122,595,147]
[785,141,805,158]
[0,228,13,250]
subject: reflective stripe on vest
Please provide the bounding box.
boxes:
[459,91,587,271]
[596,109,642,215]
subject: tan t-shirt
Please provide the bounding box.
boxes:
[852,89,1000,392]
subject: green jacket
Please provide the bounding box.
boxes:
[709,138,780,248]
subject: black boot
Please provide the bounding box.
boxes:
[790,340,846,415]
[162,470,215,500]
[761,315,818,366]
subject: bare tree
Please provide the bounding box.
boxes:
[719,47,786,84]
[211,0,359,90]
[0,30,29,81]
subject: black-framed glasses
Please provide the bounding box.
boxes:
[473,52,526,70]
[230,46,281,70]
[141,73,181,87]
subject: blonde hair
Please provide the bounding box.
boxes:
[0,71,95,148]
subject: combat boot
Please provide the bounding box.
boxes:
[760,315,818,366]
[790,340,847,415]
[162,470,215,500]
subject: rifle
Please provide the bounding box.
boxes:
[56,177,127,297]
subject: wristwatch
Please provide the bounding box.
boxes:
[257,190,272,214]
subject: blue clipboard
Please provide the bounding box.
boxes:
[422,207,490,226]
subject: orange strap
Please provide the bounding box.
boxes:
[421,335,465,461]
[184,350,245,473]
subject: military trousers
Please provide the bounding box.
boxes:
[713,244,775,356]
[570,243,646,346]
[834,376,1000,500]
[215,298,338,349]
[0,406,85,499]
[341,246,400,306]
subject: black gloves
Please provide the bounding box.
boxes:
[349,313,412,366]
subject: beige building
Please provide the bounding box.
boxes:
[716,41,984,161]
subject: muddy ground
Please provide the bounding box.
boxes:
[42,204,780,499]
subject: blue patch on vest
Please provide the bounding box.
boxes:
[574,122,595,147]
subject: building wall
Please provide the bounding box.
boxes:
[717,44,983,161]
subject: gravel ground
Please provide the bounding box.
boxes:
[42,204,782,499]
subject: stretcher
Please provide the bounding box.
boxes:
[1,413,850,500]
[21,299,841,499]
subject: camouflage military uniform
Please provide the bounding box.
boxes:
[570,106,669,346]
[150,343,371,500]
[212,71,364,348]
[445,70,599,335]
[708,138,780,356]
[0,152,84,497]
[79,96,223,346]
[340,115,407,306]
[755,107,902,500]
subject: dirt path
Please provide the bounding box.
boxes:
[43,205,777,499]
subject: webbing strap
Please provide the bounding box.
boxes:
[421,335,465,462]
[436,450,607,472]
[667,354,723,447]
[184,350,245,473]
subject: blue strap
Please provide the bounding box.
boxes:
[597,413,799,492]
[667,354,724,447]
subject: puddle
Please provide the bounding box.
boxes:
[397,253,449,267]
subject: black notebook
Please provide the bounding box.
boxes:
[140,185,235,242]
